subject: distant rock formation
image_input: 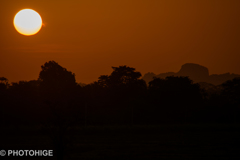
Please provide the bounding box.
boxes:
[176,63,209,82]
[142,63,240,85]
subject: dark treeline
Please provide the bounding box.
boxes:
[1,60,240,127]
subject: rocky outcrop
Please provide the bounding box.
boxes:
[142,63,240,85]
[176,63,209,83]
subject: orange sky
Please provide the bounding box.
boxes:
[1,0,240,84]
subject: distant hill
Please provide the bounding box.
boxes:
[142,63,240,85]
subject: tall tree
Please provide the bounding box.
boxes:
[93,66,147,125]
[38,61,76,91]
[38,61,79,160]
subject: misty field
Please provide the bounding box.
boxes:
[1,124,240,160]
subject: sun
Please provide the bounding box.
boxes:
[13,9,42,36]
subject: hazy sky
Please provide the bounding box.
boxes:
[1,0,240,84]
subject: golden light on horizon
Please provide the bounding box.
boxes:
[13,9,42,36]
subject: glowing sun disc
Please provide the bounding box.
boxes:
[13,9,42,36]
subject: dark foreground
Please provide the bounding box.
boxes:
[1,124,240,160]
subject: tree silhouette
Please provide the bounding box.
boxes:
[0,77,9,128]
[83,66,147,125]
[97,65,144,87]
[8,80,40,125]
[38,61,80,160]
[0,77,9,91]
[95,66,147,125]
[221,77,240,123]
[148,76,203,124]
[39,61,76,91]
[221,77,240,104]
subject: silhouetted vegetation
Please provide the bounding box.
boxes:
[1,61,240,126]
[1,61,240,159]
